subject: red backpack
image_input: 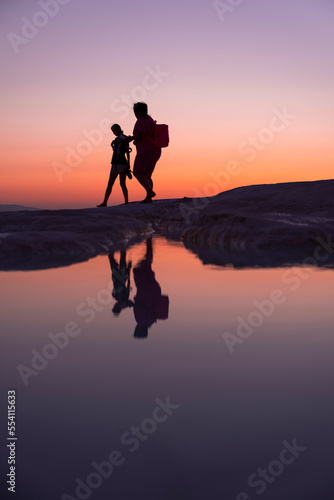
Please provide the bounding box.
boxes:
[147,121,169,148]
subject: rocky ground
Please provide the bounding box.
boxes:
[1,179,334,270]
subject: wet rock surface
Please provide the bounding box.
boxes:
[1,180,334,270]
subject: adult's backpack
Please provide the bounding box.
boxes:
[148,121,169,148]
[154,294,169,320]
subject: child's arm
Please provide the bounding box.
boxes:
[127,131,145,143]
[125,142,130,166]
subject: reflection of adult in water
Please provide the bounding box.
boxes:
[132,237,169,338]
[108,250,133,315]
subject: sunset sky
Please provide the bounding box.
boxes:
[1,0,333,209]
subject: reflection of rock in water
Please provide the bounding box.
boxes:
[181,212,334,269]
[132,237,169,338]
[164,180,334,268]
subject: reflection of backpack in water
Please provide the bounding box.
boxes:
[154,295,169,320]
[147,121,169,148]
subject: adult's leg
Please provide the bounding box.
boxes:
[133,154,153,198]
[120,250,126,268]
[145,162,157,194]
[134,171,152,195]
[142,150,161,200]
[108,252,118,270]
[134,150,161,202]
[119,173,129,204]
[147,176,154,193]
[97,171,118,207]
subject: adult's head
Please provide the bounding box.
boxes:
[133,102,148,119]
[134,324,148,338]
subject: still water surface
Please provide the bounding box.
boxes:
[1,236,333,500]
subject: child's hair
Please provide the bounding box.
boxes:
[111,123,122,133]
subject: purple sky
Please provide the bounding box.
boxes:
[1,0,333,207]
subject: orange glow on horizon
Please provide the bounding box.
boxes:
[1,136,333,209]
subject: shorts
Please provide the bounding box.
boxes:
[133,149,161,177]
[111,163,128,174]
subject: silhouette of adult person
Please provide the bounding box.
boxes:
[132,237,169,338]
[108,250,134,315]
[129,102,161,204]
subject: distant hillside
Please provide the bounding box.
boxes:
[0,204,40,212]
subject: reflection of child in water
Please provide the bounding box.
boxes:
[108,251,134,315]
[108,240,169,338]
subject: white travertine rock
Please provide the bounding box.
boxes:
[1,180,334,270]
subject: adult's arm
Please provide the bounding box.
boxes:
[128,130,145,142]
[129,117,147,143]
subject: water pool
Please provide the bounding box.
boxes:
[1,236,333,500]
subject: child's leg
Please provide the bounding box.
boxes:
[119,173,128,204]
[98,171,118,207]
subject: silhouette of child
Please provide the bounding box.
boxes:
[97,124,131,207]
[108,250,134,315]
